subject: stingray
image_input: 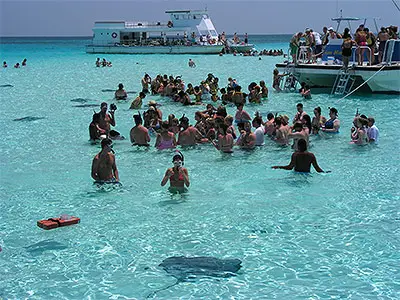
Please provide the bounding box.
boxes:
[24,239,67,255]
[147,256,242,298]
[73,104,99,108]
[13,116,45,122]
[0,84,14,88]
[70,98,90,103]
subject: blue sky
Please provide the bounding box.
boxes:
[0,0,399,36]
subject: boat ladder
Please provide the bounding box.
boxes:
[282,65,298,92]
[331,68,356,95]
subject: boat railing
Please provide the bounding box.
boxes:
[124,21,168,28]
[352,46,372,65]
[296,46,311,63]
[382,39,399,65]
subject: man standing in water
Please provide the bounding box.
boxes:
[98,102,116,136]
[91,138,119,183]
[272,139,328,173]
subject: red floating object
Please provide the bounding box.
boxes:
[37,216,80,230]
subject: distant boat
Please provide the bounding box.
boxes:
[275,16,400,94]
[86,10,228,54]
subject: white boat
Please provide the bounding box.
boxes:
[86,10,225,54]
[276,16,400,94]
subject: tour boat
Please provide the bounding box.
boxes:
[86,10,252,55]
[275,16,400,94]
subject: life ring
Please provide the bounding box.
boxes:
[112,32,118,39]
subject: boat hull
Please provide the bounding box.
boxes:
[276,63,400,94]
[229,44,254,53]
[86,44,224,54]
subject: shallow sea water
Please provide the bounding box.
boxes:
[0,37,399,299]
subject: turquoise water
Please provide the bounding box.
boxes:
[1,36,399,299]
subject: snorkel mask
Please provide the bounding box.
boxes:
[172,150,184,167]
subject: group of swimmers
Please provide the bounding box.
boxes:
[3,58,27,68]
[95,58,112,67]
[89,89,380,191]
[115,73,269,109]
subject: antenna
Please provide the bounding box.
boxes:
[392,0,400,11]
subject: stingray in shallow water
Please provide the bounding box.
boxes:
[70,98,90,103]
[0,84,14,88]
[24,239,67,255]
[73,104,99,108]
[147,256,242,298]
[13,116,45,122]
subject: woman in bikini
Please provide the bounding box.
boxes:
[321,107,340,133]
[350,117,369,145]
[155,121,176,150]
[311,107,326,134]
[161,151,190,192]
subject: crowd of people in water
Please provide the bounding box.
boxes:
[89,73,380,191]
[289,24,399,65]
[3,58,27,68]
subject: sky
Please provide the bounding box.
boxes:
[0,0,399,36]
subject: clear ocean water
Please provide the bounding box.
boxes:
[0,35,399,299]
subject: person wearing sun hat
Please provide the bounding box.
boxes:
[148,100,163,120]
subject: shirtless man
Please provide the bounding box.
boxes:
[98,102,116,136]
[130,92,146,109]
[130,114,150,146]
[377,27,390,63]
[177,117,203,146]
[115,83,128,100]
[264,113,275,136]
[272,139,327,173]
[91,138,119,182]
[236,122,256,149]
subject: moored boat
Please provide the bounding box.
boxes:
[86,10,226,54]
[276,16,400,94]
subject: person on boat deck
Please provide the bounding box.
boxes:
[367,117,379,143]
[321,107,340,133]
[311,29,323,59]
[351,117,369,145]
[91,138,119,183]
[321,27,329,49]
[365,28,377,65]
[355,28,368,65]
[378,27,390,63]
[115,83,128,100]
[272,138,327,173]
[311,106,326,134]
[98,102,116,137]
[341,36,357,69]
[130,114,150,146]
[304,28,315,62]
[328,27,342,39]
[161,151,190,192]
[289,32,303,63]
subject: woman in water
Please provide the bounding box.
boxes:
[155,121,176,150]
[311,106,326,134]
[161,151,190,192]
[321,107,340,133]
[350,117,369,145]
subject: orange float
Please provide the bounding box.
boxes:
[37,216,80,230]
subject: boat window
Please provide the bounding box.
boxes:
[209,30,217,36]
